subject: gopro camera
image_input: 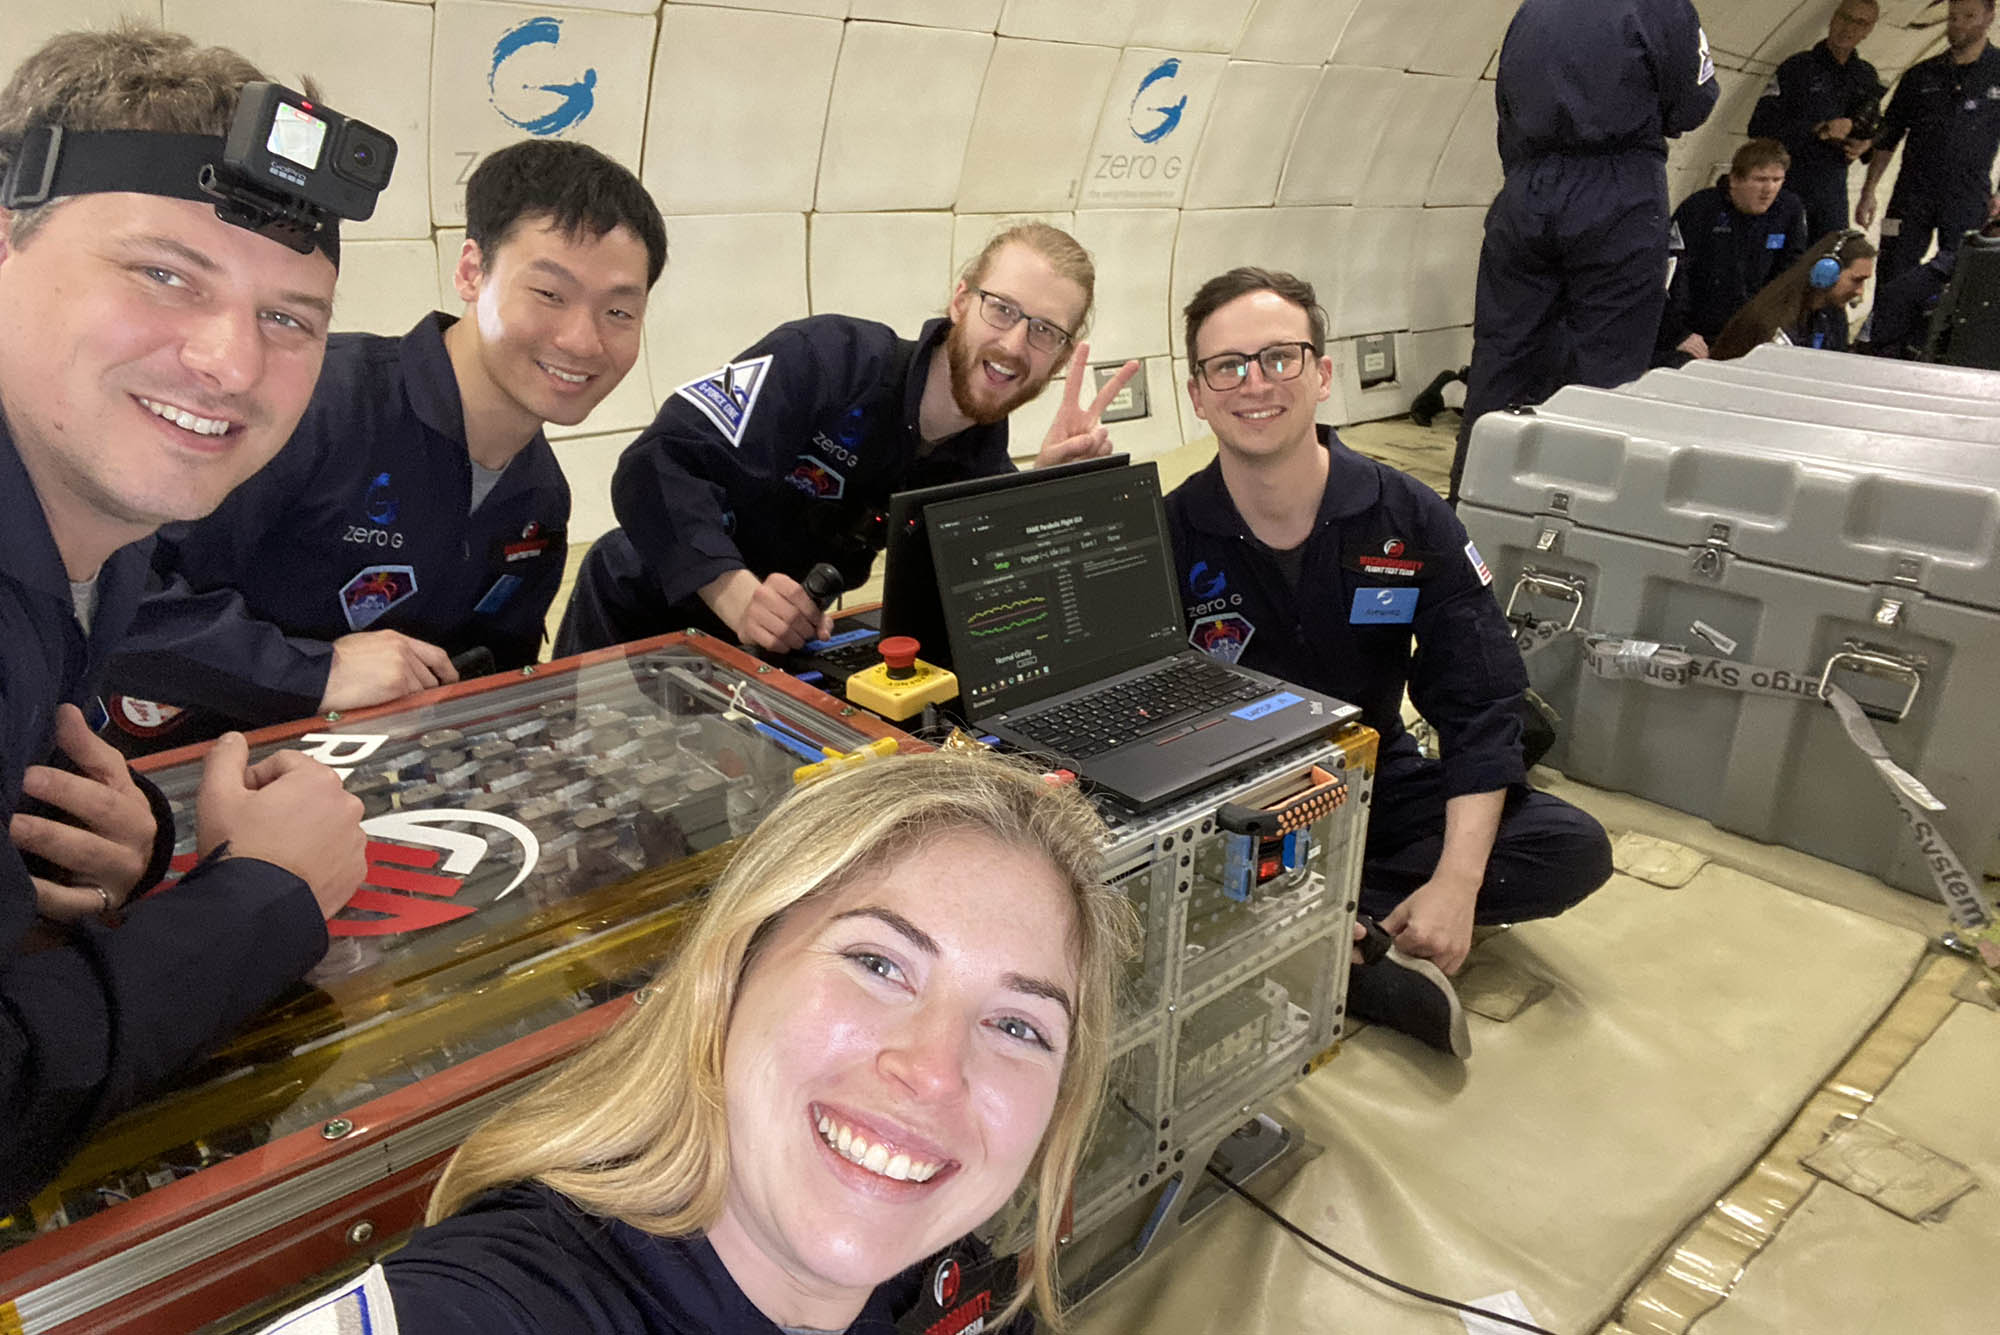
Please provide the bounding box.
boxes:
[0,81,394,258]
[216,82,396,225]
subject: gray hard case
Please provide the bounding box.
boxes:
[1743,342,2000,398]
[1621,365,2000,444]
[1680,358,2000,417]
[1458,377,2000,898]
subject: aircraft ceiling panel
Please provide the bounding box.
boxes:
[996,0,1138,48]
[1698,0,1812,61]
[642,212,809,400]
[642,5,843,215]
[1070,208,1181,361]
[1234,0,1361,66]
[1426,84,1503,208]
[808,210,955,334]
[1362,74,1479,208]
[815,21,994,211]
[1183,60,1323,209]
[1329,206,1420,338]
[848,0,1001,29]
[1408,0,1520,79]
[1275,64,1404,206]
[1128,0,1260,53]
[957,38,1120,213]
[1407,206,1484,333]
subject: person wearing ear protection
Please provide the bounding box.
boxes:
[1711,230,1878,359]
[1451,0,1719,502]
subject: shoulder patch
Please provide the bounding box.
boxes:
[1464,539,1492,587]
[674,354,775,447]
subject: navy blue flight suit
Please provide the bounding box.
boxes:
[0,412,326,1211]
[105,313,571,752]
[1166,429,1611,926]
[347,1181,1031,1333]
[1871,44,2000,288]
[1453,0,1719,501]
[556,315,1011,655]
[1659,179,1808,357]
[1748,40,1884,238]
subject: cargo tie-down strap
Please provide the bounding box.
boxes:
[1509,611,2000,968]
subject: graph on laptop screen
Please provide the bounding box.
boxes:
[926,464,1184,718]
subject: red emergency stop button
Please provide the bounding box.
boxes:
[879,636,921,680]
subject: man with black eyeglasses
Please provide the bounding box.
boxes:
[1168,268,1612,1058]
[558,222,1138,654]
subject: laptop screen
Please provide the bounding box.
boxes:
[926,461,1185,719]
[881,454,1127,666]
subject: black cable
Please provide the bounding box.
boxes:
[1204,1164,1562,1335]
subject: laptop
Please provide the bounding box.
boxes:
[784,454,1129,688]
[924,461,1359,811]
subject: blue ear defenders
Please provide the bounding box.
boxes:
[1810,255,1843,289]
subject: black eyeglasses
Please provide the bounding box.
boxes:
[1194,342,1317,392]
[970,288,1075,354]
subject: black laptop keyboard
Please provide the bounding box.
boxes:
[1007,655,1271,760]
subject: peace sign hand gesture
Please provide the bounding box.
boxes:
[1034,342,1141,468]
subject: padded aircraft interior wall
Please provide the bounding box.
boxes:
[1,0,1957,546]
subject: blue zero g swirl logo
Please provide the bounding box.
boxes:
[1128,59,1187,144]
[489,17,597,136]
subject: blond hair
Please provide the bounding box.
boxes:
[0,23,304,245]
[960,220,1099,333]
[428,750,1135,1329]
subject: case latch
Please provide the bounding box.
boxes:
[1504,567,1587,631]
[1817,640,1927,724]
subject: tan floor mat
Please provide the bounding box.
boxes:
[1072,862,1925,1335]
[1686,1002,1999,1335]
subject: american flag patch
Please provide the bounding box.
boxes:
[1465,539,1492,586]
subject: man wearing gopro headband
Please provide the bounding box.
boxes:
[0,25,374,1208]
[106,140,667,749]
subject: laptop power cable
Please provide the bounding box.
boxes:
[1203,1164,1563,1335]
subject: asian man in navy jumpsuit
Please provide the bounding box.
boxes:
[556,222,1139,656]
[1451,0,1718,503]
[1172,268,1612,1056]
[1857,0,2000,288]
[0,25,367,1208]
[1748,0,1883,239]
[103,140,667,752]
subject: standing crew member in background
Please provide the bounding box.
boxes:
[1858,0,2000,287]
[556,222,1138,657]
[1749,0,1883,239]
[105,140,667,752]
[1451,0,1717,502]
[0,25,367,1209]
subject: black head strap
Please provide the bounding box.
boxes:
[1,126,339,267]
